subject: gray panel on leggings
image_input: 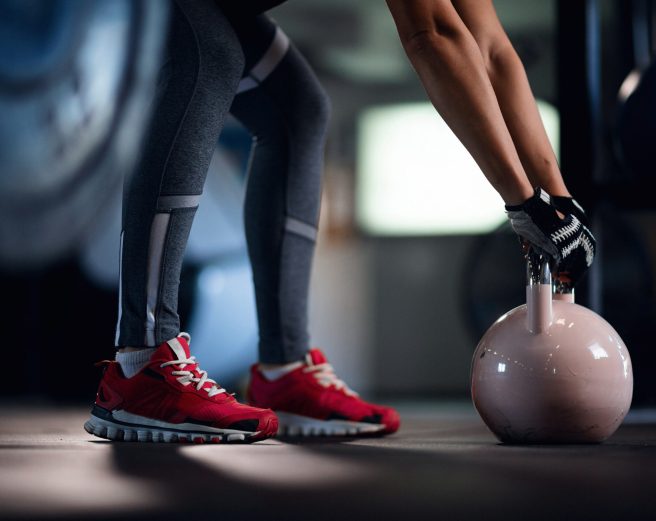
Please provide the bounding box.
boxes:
[145,213,170,345]
[278,233,313,362]
[154,209,197,342]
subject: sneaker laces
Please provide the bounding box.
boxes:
[303,354,358,397]
[160,333,225,397]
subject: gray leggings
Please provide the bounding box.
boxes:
[115,0,329,363]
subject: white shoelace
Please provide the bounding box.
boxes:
[160,333,225,397]
[303,355,358,397]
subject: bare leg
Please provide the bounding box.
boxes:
[386,0,533,205]
[451,0,570,197]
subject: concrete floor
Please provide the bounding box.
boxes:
[1,402,655,521]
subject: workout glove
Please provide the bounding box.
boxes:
[505,188,594,287]
[551,195,597,288]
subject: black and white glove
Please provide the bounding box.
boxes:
[551,195,596,288]
[505,187,583,266]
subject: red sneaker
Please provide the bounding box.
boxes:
[248,349,400,437]
[84,333,278,443]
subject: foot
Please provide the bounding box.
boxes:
[84,333,278,443]
[248,349,400,437]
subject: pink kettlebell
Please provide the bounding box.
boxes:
[471,253,633,443]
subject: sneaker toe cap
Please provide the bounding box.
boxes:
[253,409,279,440]
[221,408,278,440]
[376,406,401,434]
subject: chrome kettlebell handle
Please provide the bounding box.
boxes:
[525,249,575,301]
[526,249,551,287]
[525,250,553,334]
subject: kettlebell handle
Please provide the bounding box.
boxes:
[526,250,575,303]
[525,250,553,334]
[526,250,551,287]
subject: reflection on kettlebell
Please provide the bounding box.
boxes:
[471,251,633,444]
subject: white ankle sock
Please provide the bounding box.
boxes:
[259,361,304,381]
[116,348,157,378]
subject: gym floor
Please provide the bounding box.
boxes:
[1,402,655,521]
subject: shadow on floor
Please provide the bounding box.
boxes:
[50,425,656,521]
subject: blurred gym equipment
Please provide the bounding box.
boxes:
[615,0,656,184]
[0,0,168,268]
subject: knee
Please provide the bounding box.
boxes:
[233,46,331,154]
[285,57,331,144]
[297,77,331,138]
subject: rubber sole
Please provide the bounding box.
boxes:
[275,411,385,437]
[83,410,274,444]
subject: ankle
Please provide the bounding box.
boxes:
[116,347,157,378]
[117,346,150,353]
[259,360,304,381]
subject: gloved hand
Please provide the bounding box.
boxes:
[505,188,594,287]
[551,195,596,289]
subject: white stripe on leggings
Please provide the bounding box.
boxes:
[156,194,201,211]
[145,213,170,346]
[114,231,124,346]
[285,216,318,242]
[236,27,290,94]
